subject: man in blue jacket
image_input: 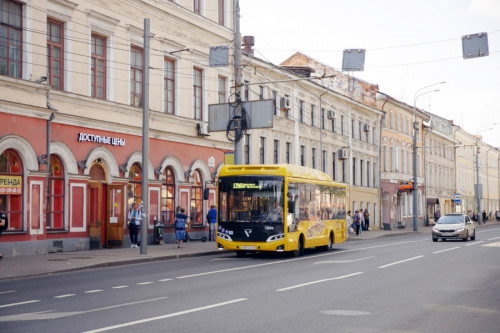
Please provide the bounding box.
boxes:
[207,205,217,241]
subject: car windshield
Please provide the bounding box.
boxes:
[437,215,465,224]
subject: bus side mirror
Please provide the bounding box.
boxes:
[203,188,210,200]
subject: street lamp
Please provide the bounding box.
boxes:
[412,82,446,231]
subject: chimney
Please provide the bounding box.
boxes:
[242,36,255,56]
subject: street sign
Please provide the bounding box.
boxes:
[462,32,489,59]
[209,46,229,67]
[208,99,274,132]
[454,193,461,203]
[342,49,366,71]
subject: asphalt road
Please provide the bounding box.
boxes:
[1,225,500,333]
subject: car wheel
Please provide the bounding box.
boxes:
[471,231,476,241]
[432,237,438,242]
[463,231,469,241]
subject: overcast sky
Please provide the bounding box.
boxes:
[240,0,500,147]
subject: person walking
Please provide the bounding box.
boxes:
[363,208,370,231]
[128,202,142,248]
[346,210,352,238]
[353,210,361,235]
[207,204,217,241]
[0,196,7,259]
[175,208,188,248]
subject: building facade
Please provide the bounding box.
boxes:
[0,0,234,256]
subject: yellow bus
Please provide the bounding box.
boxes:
[216,164,347,256]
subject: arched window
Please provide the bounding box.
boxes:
[47,155,65,230]
[128,163,142,207]
[190,170,203,225]
[0,149,23,231]
[161,167,176,225]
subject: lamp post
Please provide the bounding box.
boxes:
[412,82,446,231]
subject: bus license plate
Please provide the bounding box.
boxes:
[241,246,256,250]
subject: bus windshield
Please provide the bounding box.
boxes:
[218,176,284,224]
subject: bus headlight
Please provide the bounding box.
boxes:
[266,233,285,242]
[218,232,233,241]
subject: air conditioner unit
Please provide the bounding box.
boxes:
[338,148,348,159]
[327,110,335,119]
[197,123,210,136]
[363,124,370,132]
[280,96,290,109]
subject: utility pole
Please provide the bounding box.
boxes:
[140,18,150,254]
[233,0,243,165]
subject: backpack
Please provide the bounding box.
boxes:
[1,213,7,231]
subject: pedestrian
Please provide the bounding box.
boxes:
[127,202,142,248]
[496,210,500,222]
[482,210,487,224]
[363,208,370,231]
[346,210,352,238]
[0,196,8,259]
[353,210,361,235]
[207,204,217,241]
[175,208,188,248]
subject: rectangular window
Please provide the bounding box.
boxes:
[332,152,337,181]
[91,34,106,99]
[193,67,203,119]
[259,85,264,100]
[286,142,291,164]
[367,161,371,188]
[373,163,377,187]
[311,104,316,127]
[259,137,266,164]
[300,145,305,166]
[351,119,355,138]
[194,0,201,14]
[164,58,175,114]
[322,150,327,172]
[0,0,22,78]
[312,148,316,169]
[321,108,325,130]
[218,0,224,25]
[130,46,143,107]
[341,115,345,135]
[244,134,250,164]
[353,158,357,185]
[47,19,64,90]
[272,90,278,116]
[273,139,279,164]
[299,100,304,123]
[218,76,226,104]
[244,80,249,101]
[360,159,364,186]
[342,159,346,183]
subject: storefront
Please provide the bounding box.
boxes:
[0,113,224,257]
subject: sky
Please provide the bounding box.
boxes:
[240,0,500,147]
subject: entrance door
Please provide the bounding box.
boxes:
[106,185,125,248]
[89,182,105,249]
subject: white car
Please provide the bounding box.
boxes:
[432,213,476,242]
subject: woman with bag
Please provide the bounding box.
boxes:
[128,202,142,248]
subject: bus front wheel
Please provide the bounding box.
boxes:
[292,237,304,257]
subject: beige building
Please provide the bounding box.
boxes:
[239,51,382,228]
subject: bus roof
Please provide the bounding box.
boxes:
[218,164,335,183]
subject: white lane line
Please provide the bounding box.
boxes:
[82,298,247,333]
[276,272,363,292]
[137,282,154,285]
[487,236,500,241]
[465,241,484,246]
[0,300,40,308]
[158,279,173,282]
[84,290,103,294]
[378,255,424,269]
[55,294,76,299]
[433,247,460,254]
[0,291,15,295]
[315,256,375,264]
[112,286,129,289]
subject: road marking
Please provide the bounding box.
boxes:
[276,272,363,292]
[465,241,484,246]
[433,247,460,254]
[487,236,500,241]
[158,279,173,282]
[177,240,425,279]
[378,255,424,269]
[314,256,374,264]
[112,286,129,289]
[137,282,154,285]
[84,290,103,294]
[0,297,168,322]
[0,291,15,295]
[484,241,500,247]
[54,294,76,299]
[82,298,247,333]
[0,300,40,308]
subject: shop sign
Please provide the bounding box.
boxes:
[78,133,126,146]
[399,182,414,191]
[0,175,22,195]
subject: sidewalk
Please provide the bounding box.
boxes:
[0,227,430,281]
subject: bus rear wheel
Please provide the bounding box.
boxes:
[321,234,333,251]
